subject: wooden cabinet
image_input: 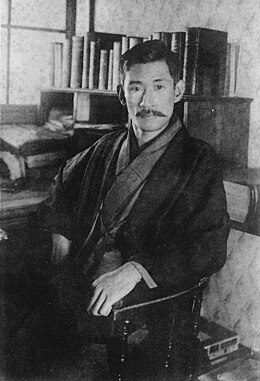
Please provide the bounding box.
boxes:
[182,96,252,167]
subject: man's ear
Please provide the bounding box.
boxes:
[117,84,127,106]
[174,80,185,103]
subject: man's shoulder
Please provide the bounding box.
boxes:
[69,125,127,163]
[95,125,128,146]
[180,127,220,162]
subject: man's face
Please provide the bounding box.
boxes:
[122,60,176,133]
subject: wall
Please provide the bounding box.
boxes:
[76,0,260,168]
[76,0,260,350]
[203,229,260,351]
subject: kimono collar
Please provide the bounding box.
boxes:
[117,112,181,175]
[129,112,180,161]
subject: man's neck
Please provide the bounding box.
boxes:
[132,123,169,146]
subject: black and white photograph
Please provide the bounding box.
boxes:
[1,1,260,380]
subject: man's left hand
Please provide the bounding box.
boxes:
[87,262,141,316]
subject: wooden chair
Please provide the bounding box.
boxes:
[107,277,209,381]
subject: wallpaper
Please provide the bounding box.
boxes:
[203,229,260,352]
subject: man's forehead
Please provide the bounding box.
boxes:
[124,60,172,82]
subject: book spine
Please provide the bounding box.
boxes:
[224,42,231,96]
[155,32,172,47]
[54,42,63,88]
[62,39,71,88]
[121,36,129,54]
[50,42,55,87]
[183,30,200,95]
[112,40,121,90]
[218,39,229,97]
[171,32,186,78]
[129,37,142,49]
[228,43,240,96]
[70,36,84,88]
[234,44,240,95]
[81,33,90,88]
[94,40,101,89]
[88,40,96,90]
[98,49,109,90]
[152,32,161,40]
[107,49,113,91]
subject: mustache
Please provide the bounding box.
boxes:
[136,109,166,117]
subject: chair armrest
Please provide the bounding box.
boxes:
[112,277,208,322]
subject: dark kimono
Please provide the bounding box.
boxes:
[47,115,229,291]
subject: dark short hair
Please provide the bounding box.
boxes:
[119,40,181,85]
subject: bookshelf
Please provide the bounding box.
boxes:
[39,88,252,168]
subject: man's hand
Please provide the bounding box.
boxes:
[52,233,71,264]
[87,262,142,316]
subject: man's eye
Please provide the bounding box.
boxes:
[130,86,142,92]
[155,84,164,90]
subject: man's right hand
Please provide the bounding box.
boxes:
[52,233,71,264]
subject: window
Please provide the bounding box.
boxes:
[1,0,67,105]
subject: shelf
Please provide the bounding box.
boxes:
[41,87,118,97]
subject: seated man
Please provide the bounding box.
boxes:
[47,40,229,377]
[2,40,229,379]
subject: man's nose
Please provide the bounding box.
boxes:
[139,89,155,108]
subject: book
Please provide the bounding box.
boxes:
[98,49,109,90]
[224,43,231,96]
[50,42,55,87]
[88,40,97,89]
[171,32,186,78]
[81,32,91,88]
[152,32,172,47]
[121,36,129,54]
[74,92,90,122]
[143,36,152,42]
[228,43,240,96]
[183,28,228,96]
[62,39,71,88]
[70,36,84,88]
[129,36,143,49]
[198,317,239,363]
[0,124,70,180]
[0,124,70,157]
[112,40,121,90]
[54,42,63,88]
[107,49,113,91]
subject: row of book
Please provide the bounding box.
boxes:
[51,28,239,97]
[51,32,144,92]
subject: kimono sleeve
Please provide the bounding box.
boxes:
[38,146,95,240]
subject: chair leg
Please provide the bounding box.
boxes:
[164,309,176,372]
[107,320,130,381]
